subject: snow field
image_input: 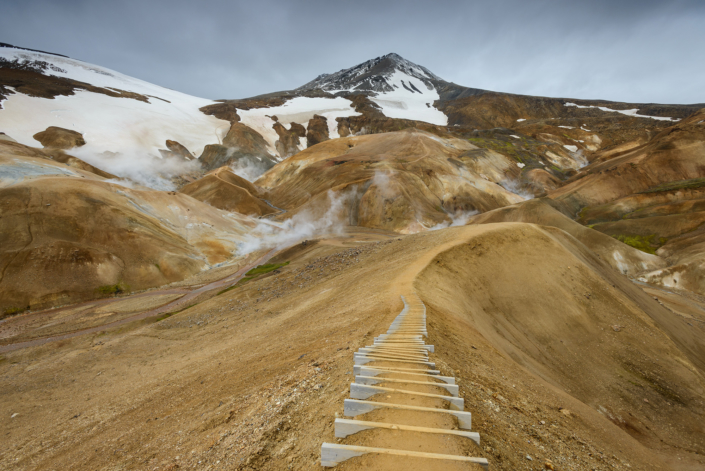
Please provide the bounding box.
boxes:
[369,71,447,126]
[564,102,677,122]
[237,96,361,157]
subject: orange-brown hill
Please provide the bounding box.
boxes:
[256,129,528,233]
[0,139,115,179]
[546,108,705,294]
[1,224,703,470]
[467,197,665,277]
[0,152,256,315]
[179,166,276,217]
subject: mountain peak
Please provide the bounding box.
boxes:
[297,53,443,94]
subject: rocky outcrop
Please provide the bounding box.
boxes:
[199,122,277,178]
[165,140,194,160]
[306,115,329,147]
[273,121,306,158]
[32,126,85,149]
[199,102,241,123]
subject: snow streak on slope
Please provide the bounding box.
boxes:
[237,97,360,157]
[0,47,230,186]
[369,70,447,125]
[297,53,448,126]
[564,102,678,121]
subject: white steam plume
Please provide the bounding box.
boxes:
[499,178,535,200]
[427,209,479,231]
[236,188,358,255]
[70,147,200,190]
[228,157,269,182]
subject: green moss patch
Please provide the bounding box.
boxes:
[612,234,658,254]
[217,262,289,295]
[641,177,705,194]
[2,306,27,318]
[96,283,130,296]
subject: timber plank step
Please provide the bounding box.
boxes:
[321,443,488,468]
[334,418,480,444]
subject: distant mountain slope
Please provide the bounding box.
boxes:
[0,44,235,188]
[2,45,702,191]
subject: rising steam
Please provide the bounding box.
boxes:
[70,146,200,190]
[236,188,358,255]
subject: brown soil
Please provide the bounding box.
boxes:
[547,108,705,295]
[257,129,525,233]
[179,167,276,217]
[1,224,702,470]
[0,140,115,179]
[0,67,150,104]
[0,153,257,314]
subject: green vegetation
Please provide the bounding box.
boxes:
[156,304,196,322]
[96,283,130,296]
[217,262,290,295]
[612,234,658,254]
[245,262,290,277]
[3,306,26,317]
[467,137,534,164]
[641,177,705,194]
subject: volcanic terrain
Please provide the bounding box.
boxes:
[1,46,704,471]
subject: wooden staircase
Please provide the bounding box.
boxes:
[321,294,488,469]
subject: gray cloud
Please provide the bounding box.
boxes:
[1,0,703,104]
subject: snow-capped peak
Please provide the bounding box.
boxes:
[297,53,444,94]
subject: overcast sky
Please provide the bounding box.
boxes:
[2,0,703,104]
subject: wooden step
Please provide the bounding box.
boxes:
[349,384,464,410]
[357,349,428,360]
[366,345,428,356]
[372,342,434,352]
[353,365,441,376]
[353,355,435,367]
[354,366,451,382]
[365,345,431,352]
[344,399,472,429]
[334,418,480,444]
[321,443,488,468]
[355,375,459,395]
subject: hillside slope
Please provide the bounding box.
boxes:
[1,224,702,470]
[0,142,258,314]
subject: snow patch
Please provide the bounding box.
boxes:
[369,71,447,125]
[510,135,521,139]
[565,102,677,122]
[237,97,360,157]
[516,118,526,122]
[612,251,629,275]
[563,144,579,152]
[558,125,574,129]
[0,47,232,186]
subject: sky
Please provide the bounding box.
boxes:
[1,0,704,104]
